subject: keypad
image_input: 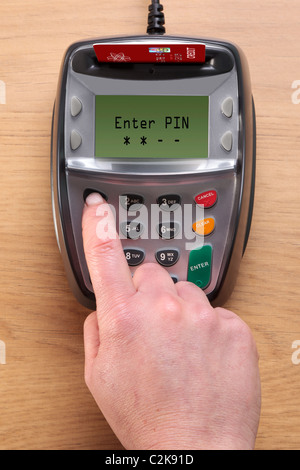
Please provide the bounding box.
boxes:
[119,190,218,291]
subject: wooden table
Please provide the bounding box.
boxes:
[1,0,300,450]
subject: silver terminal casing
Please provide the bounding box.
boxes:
[51,35,256,310]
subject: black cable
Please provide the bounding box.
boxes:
[147,0,166,35]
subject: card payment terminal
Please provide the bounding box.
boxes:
[51,5,256,310]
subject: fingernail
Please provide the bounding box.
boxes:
[85,192,104,206]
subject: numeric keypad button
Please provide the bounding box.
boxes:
[157,194,181,212]
[124,249,145,266]
[157,222,181,239]
[120,221,144,240]
[155,249,179,267]
[120,194,144,211]
[83,189,108,202]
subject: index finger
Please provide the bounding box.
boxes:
[82,193,136,316]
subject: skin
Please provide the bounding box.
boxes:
[82,193,261,450]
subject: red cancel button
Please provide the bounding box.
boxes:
[194,190,218,208]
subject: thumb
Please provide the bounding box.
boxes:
[84,311,100,378]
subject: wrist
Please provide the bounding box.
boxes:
[127,423,256,451]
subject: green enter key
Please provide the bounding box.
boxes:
[187,245,213,290]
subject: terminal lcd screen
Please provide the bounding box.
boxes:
[95,95,209,158]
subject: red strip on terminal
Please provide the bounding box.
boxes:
[93,43,206,64]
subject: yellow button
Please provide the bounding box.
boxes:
[192,217,215,236]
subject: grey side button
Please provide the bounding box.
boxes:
[221,97,233,118]
[221,131,233,152]
[71,96,82,117]
[70,130,82,150]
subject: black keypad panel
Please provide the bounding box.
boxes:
[120,194,144,211]
[124,248,145,266]
[157,194,181,211]
[156,248,180,267]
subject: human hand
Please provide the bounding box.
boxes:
[82,193,261,450]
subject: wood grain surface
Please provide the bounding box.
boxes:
[1,0,300,450]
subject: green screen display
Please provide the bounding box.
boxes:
[95,95,209,159]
